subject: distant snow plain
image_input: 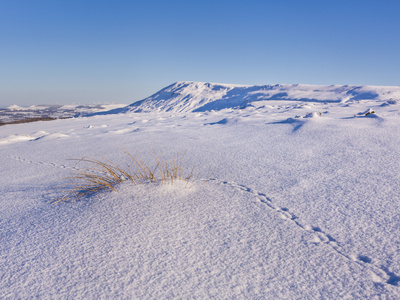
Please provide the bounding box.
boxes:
[1,82,400,298]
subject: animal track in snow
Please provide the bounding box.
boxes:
[4,162,399,287]
[208,178,400,287]
[8,155,79,171]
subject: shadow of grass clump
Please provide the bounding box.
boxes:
[54,150,195,203]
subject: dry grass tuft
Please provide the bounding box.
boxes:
[53,150,195,203]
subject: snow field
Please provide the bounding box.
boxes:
[1,83,400,298]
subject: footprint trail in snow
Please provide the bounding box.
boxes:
[209,178,400,287]
[7,154,400,287]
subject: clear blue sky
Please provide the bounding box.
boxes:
[1,0,399,107]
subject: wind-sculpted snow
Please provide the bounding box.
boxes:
[1,82,400,298]
[96,81,400,114]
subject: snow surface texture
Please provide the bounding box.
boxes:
[1,82,400,298]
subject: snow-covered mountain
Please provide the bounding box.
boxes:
[2,81,400,298]
[98,81,400,114]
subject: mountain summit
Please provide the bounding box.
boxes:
[99,81,400,114]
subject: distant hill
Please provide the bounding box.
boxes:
[93,81,400,115]
[0,104,126,124]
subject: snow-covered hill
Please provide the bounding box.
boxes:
[97,81,400,114]
[0,104,127,124]
[1,81,400,298]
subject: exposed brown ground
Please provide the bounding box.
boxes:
[0,117,62,126]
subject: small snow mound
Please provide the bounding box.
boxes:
[204,117,236,126]
[162,180,197,191]
[380,100,397,106]
[304,112,322,118]
[286,117,302,122]
[42,133,69,140]
[0,134,34,145]
[357,108,377,117]
[33,130,49,136]
[354,108,383,120]
[364,109,376,116]
[115,179,196,197]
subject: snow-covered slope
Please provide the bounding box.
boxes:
[99,81,400,114]
[1,83,400,298]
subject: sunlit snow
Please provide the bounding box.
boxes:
[1,82,400,298]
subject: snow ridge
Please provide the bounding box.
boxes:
[98,81,400,114]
